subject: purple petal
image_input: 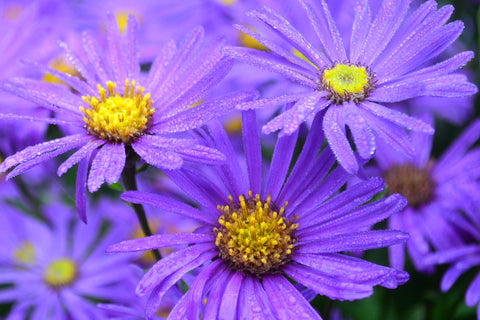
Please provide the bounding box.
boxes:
[249,6,330,67]
[466,273,480,307]
[138,243,216,295]
[242,110,262,195]
[361,101,433,133]
[75,156,90,224]
[298,230,409,253]
[218,272,244,320]
[153,90,256,133]
[239,276,277,320]
[107,233,215,253]
[57,139,105,176]
[350,0,371,61]
[298,194,407,238]
[298,177,385,227]
[297,0,346,61]
[87,143,125,192]
[264,129,298,200]
[360,0,410,65]
[262,274,322,319]
[283,262,373,301]
[323,104,358,173]
[186,260,225,320]
[224,47,318,88]
[342,102,375,159]
[131,141,183,170]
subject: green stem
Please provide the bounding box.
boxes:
[121,149,161,261]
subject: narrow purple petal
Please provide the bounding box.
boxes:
[58,140,105,176]
[323,104,358,173]
[466,273,480,307]
[239,276,277,320]
[298,194,407,238]
[298,177,385,227]
[361,101,433,133]
[125,14,140,80]
[242,110,262,195]
[131,141,183,170]
[342,102,376,159]
[87,143,125,192]
[107,233,215,253]
[153,91,256,133]
[262,274,322,319]
[224,47,317,88]
[218,272,244,320]
[298,230,409,253]
[75,156,90,223]
[298,0,346,61]
[187,260,225,320]
[283,262,373,301]
[138,243,215,295]
[249,6,330,67]
[120,190,217,224]
[265,129,298,200]
[350,0,371,61]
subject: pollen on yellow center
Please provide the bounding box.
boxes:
[43,258,77,288]
[214,191,298,276]
[323,64,368,96]
[80,79,155,143]
[321,63,372,104]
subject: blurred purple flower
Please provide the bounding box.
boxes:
[0,14,254,222]
[108,111,409,320]
[225,0,477,173]
[0,203,137,319]
[371,116,480,272]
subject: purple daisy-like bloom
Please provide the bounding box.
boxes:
[0,13,254,221]
[108,110,409,319]
[224,0,477,173]
[371,116,480,272]
[0,203,138,319]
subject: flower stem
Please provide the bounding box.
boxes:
[121,148,161,261]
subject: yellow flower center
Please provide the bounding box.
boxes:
[13,241,35,265]
[219,0,237,6]
[321,63,371,103]
[43,258,77,288]
[114,10,142,33]
[80,79,155,143]
[214,191,298,276]
[42,56,81,85]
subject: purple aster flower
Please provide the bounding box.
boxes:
[224,0,477,173]
[0,202,138,319]
[108,110,409,319]
[370,116,480,272]
[0,13,254,221]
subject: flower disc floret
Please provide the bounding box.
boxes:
[321,63,374,104]
[43,258,77,288]
[80,79,155,143]
[214,191,298,276]
[383,163,435,208]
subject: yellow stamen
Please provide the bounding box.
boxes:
[321,63,371,103]
[213,191,298,276]
[80,79,155,143]
[43,258,77,288]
